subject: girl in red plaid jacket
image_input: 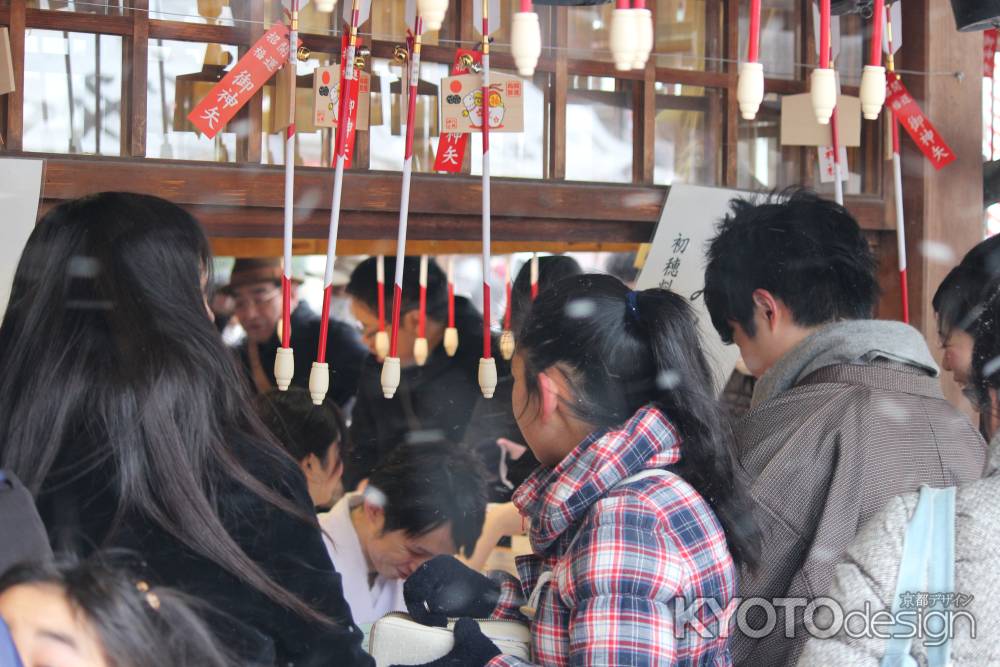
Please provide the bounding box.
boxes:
[404,275,761,666]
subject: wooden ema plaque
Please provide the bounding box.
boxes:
[312,65,371,131]
[440,72,524,134]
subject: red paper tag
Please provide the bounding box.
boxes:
[433,49,482,173]
[188,23,289,138]
[334,32,363,168]
[986,29,999,79]
[886,77,956,171]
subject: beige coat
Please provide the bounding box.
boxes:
[797,447,1000,666]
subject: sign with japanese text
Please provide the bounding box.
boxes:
[985,28,998,79]
[313,66,371,131]
[817,146,849,183]
[0,158,43,311]
[440,71,524,134]
[333,33,364,168]
[635,185,745,394]
[433,49,482,173]
[886,77,955,170]
[188,23,289,138]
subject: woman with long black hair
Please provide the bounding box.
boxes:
[403,274,760,666]
[0,193,372,666]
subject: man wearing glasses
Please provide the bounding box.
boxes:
[225,258,368,409]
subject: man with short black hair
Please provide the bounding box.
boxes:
[703,190,986,666]
[318,441,487,625]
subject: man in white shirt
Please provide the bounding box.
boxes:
[319,441,488,625]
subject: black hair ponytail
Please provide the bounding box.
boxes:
[518,274,761,569]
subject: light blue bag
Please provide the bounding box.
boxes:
[880,485,956,667]
[0,617,23,667]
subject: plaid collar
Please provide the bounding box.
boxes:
[513,404,682,553]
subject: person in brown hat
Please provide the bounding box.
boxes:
[225,257,368,407]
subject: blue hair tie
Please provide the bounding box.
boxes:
[626,290,640,321]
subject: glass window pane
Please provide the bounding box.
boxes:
[739,0,801,80]
[653,83,721,186]
[261,50,338,167]
[737,92,799,189]
[467,69,547,179]
[367,0,440,46]
[835,12,865,86]
[566,76,633,183]
[368,57,447,173]
[567,4,612,63]
[147,39,239,161]
[294,5,340,37]
[652,0,721,71]
[23,30,122,155]
[26,0,125,14]
[149,0,236,26]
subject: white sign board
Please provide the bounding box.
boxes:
[635,184,746,395]
[0,158,44,313]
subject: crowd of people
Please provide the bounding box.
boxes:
[0,188,995,666]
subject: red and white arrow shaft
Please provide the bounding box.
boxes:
[481,4,493,361]
[748,0,760,63]
[447,256,456,329]
[870,0,884,68]
[826,21,843,206]
[819,0,831,69]
[418,254,428,339]
[376,254,386,333]
[317,0,362,364]
[503,255,513,331]
[886,9,909,323]
[281,0,299,350]
[389,18,423,358]
[530,252,538,300]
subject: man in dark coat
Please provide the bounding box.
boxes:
[226,258,368,409]
[703,190,987,667]
[343,256,507,490]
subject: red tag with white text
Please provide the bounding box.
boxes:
[433,49,482,173]
[886,77,955,170]
[188,23,289,138]
[334,31,363,168]
[985,29,998,79]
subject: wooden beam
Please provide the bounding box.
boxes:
[30,154,672,246]
[24,9,131,35]
[28,153,886,240]
[234,0,263,164]
[632,63,655,184]
[723,0,738,187]
[0,5,9,147]
[652,67,729,89]
[35,155,661,218]
[549,7,567,180]
[567,60,645,80]
[122,0,149,157]
[149,20,240,45]
[210,237,643,257]
[5,0,24,151]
